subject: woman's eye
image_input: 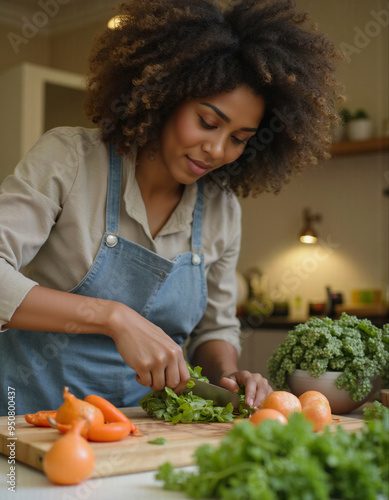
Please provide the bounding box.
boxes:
[199,116,216,129]
[232,136,248,145]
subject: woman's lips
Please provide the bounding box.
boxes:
[186,156,213,176]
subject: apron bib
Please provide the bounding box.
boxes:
[0,144,207,414]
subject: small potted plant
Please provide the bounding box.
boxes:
[267,313,389,414]
[345,108,373,141]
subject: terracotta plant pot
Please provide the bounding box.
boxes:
[287,369,380,414]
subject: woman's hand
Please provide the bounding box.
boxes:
[106,303,190,394]
[219,370,273,409]
[191,340,272,409]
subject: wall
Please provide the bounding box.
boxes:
[0,23,50,72]
[238,153,389,314]
[49,20,106,75]
[296,0,389,137]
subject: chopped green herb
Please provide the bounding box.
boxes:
[156,411,389,499]
[148,437,167,445]
[139,365,249,423]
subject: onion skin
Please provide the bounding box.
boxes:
[43,419,95,485]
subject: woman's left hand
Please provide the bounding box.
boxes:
[219,370,272,409]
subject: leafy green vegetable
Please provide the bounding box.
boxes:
[148,437,167,445]
[139,386,235,423]
[156,412,389,499]
[363,401,389,421]
[381,324,389,389]
[139,365,250,423]
[267,313,389,402]
[189,365,209,382]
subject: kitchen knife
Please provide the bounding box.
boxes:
[184,378,241,410]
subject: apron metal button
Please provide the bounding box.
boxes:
[106,234,118,247]
[192,253,201,265]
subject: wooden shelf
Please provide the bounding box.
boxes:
[331,136,389,157]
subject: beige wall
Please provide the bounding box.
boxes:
[0,23,50,72]
[296,0,389,137]
[238,152,388,314]
[49,20,106,74]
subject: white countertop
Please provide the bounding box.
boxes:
[0,454,195,500]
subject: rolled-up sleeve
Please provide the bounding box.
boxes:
[0,129,78,330]
[186,195,242,361]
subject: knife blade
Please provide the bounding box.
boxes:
[183,378,241,410]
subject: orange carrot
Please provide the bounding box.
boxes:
[84,394,140,434]
[25,410,57,427]
[87,421,132,442]
[56,419,132,441]
[84,395,129,422]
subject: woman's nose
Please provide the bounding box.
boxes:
[201,136,225,161]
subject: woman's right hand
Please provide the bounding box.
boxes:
[106,302,190,394]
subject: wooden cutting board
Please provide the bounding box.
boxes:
[0,407,365,479]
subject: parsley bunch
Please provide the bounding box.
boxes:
[157,411,389,499]
[267,313,389,402]
[363,401,388,421]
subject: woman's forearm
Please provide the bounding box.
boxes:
[191,340,239,384]
[4,285,119,336]
[4,285,190,393]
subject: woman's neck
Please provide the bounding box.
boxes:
[135,143,183,200]
[135,143,184,238]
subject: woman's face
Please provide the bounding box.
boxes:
[158,84,266,185]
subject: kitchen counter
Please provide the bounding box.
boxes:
[0,455,193,500]
[0,405,371,500]
[238,313,389,330]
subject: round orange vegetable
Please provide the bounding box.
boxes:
[250,408,288,426]
[299,390,331,410]
[259,391,302,419]
[302,399,332,432]
[55,387,104,427]
[43,418,95,485]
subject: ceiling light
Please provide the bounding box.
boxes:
[107,15,128,29]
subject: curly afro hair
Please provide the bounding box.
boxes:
[84,0,344,197]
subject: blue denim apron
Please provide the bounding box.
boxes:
[0,144,207,415]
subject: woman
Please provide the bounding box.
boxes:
[0,0,343,415]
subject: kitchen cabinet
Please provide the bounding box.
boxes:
[239,328,288,381]
[0,63,91,182]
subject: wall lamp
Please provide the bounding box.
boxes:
[299,208,322,244]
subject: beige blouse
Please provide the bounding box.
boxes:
[0,127,242,360]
